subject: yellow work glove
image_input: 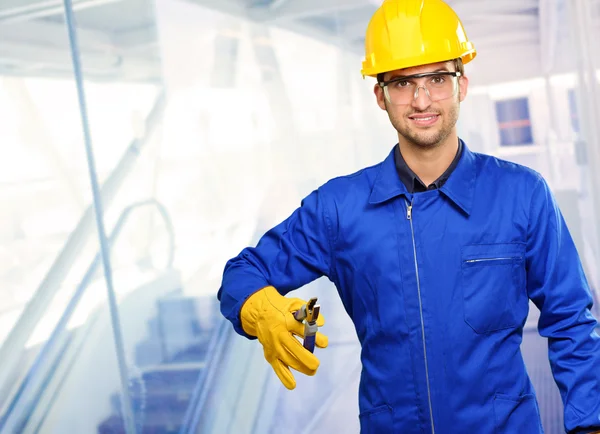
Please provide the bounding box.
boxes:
[240,286,328,390]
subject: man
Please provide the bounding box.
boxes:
[217,0,600,432]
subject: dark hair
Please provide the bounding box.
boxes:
[377,58,464,84]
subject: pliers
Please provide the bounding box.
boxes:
[293,297,320,353]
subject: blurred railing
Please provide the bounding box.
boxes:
[0,199,175,433]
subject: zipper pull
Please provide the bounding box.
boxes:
[407,204,412,220]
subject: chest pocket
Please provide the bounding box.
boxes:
[461,243,527,334]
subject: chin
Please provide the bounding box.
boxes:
[407,131,445,148]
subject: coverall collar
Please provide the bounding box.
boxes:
[368,138,476,216]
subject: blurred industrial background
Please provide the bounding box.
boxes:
[0,0,599,432]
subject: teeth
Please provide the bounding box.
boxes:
[414,116,436,121]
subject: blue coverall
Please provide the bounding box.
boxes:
[218,141,600,433]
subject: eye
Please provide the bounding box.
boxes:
[394,80,410,88]
[430,76,445,85]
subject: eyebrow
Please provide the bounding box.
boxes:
[387,67,452,80]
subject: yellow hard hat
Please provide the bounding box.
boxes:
[361,0,476,77]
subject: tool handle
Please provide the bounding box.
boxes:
[303,333,316,353]
[303,321,318,353]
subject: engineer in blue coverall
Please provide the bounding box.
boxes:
[217,0,600,432]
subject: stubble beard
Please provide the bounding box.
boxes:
[386,98,461,149]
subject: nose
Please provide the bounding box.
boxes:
[411,85,432,111]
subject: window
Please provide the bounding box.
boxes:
[495,97,533,146]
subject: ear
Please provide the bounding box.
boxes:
[374,84,387,111]
[458,75,469,102]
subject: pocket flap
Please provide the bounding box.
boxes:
[462,243,525,262]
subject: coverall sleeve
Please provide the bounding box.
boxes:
[217,188,337,338]
[525,176,600,434]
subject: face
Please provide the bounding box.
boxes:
[374,61,469,149]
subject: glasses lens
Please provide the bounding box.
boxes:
[428,75,455,100]
[385,74,457,105]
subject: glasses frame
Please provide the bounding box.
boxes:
[378,71,462,105]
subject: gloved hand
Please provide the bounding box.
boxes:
[240,286,328,390]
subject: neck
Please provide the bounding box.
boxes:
[398,132,459,187]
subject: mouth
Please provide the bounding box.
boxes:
[408,113,440,127]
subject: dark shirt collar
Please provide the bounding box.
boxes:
[394,140,463,193]
[368,139,476,216]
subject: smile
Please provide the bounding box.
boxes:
[409,114,440,126]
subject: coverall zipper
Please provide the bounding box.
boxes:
[406,198,435,434]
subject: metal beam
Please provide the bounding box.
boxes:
[464,19,535,33]
[0,37,161,82]
[186,0,363,56]
[187,0,252,17]
[0,41,121,73]
[0,40,165,82]
[463,13,539,26]
[538,0,564,73]
[451,0,538,16]
[1,19,113,51]
[248,0,368,22]
[473,29,539,48]
[463,20,539,48]
[0,0,122,24]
